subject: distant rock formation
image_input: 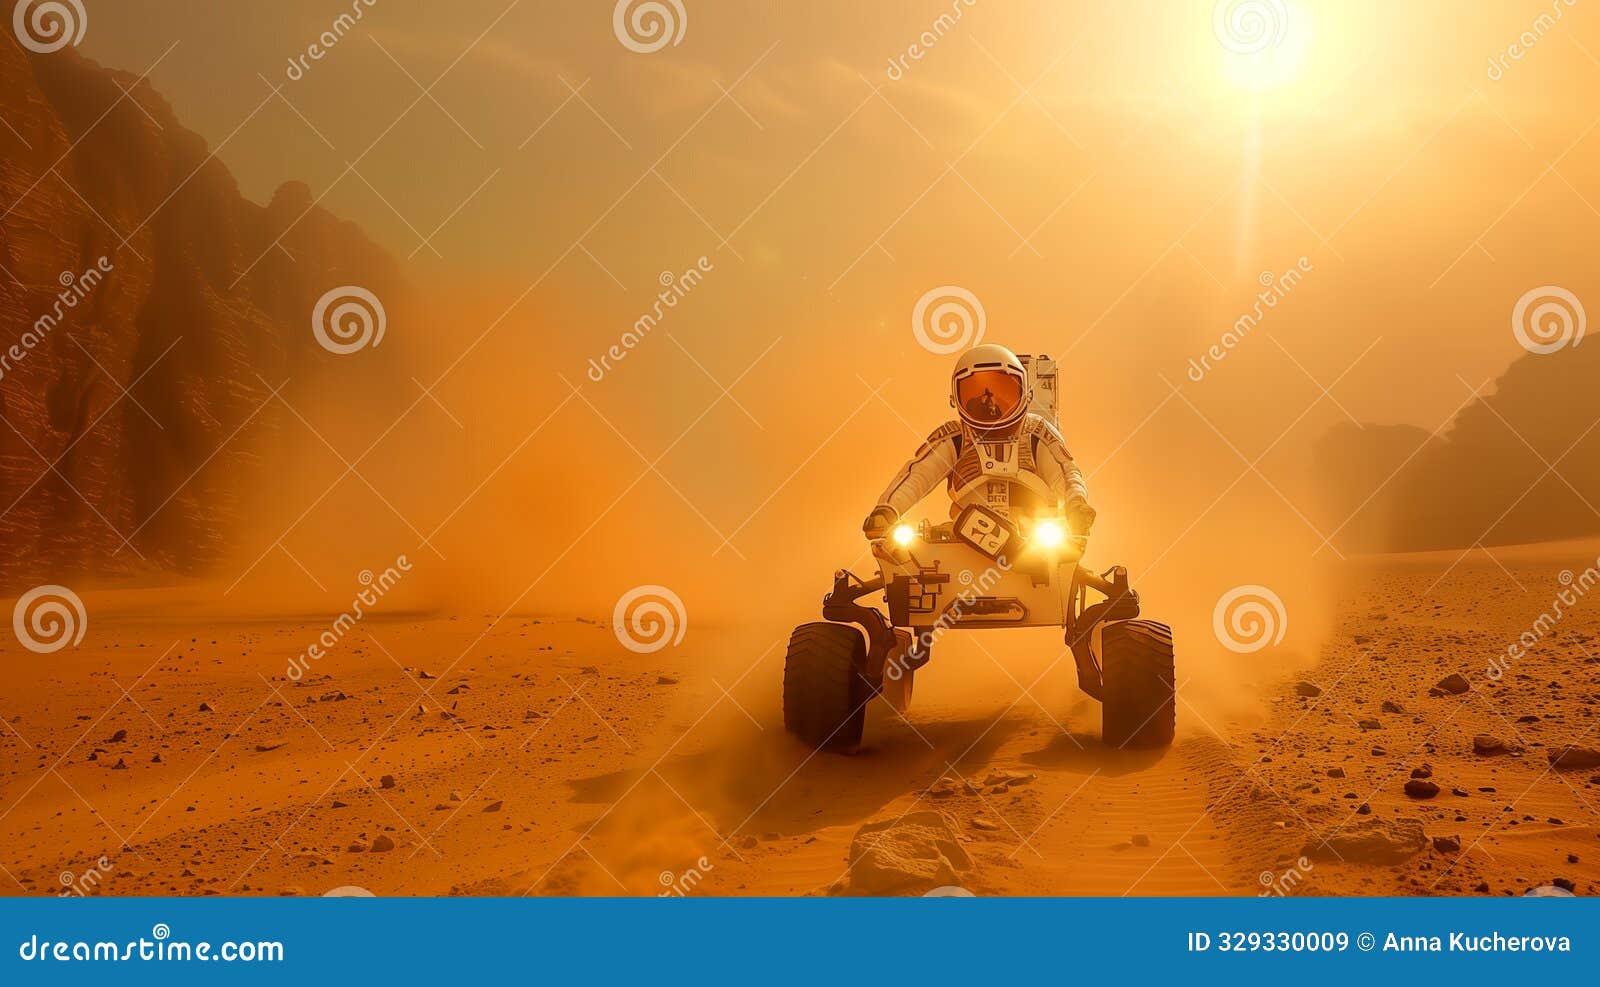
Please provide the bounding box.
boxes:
[0,43,399,587]
[1314,343,1600,553]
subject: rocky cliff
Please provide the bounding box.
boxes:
[1314,342,1600,553]
[0,43,400,587]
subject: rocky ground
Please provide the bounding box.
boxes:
[3,539,1598,897]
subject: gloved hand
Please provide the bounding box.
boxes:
[862,504,898,540]
[1068,499,1097,536]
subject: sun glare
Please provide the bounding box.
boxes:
[1218,1,1314,92]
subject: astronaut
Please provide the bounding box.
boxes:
[862,343,1095,542]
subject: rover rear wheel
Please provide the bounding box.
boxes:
[783,622,869,751]
[1101,619,1175,749]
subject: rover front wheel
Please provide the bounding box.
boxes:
[783,622,869,751]
[1101,619,1175,749]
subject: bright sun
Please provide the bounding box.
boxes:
[1218,1,1314,92]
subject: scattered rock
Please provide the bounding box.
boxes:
[1380,700,1405,714]
[656,675,679,686]
[1404,779,1440,799]
[1306,817,1427,864]
[1432,834,1461,855]
[1131,834,1151,847]
[370,835,395,853]
[970,817,1000,832]
[1294,682,1322,698]
[1410,763,1433,779]
[198,702,213,712]
[482,800,503,813]
[380,775,395,789]
[107,729,127,743]
[1435,673,1470,695]
[981,770,1035,788]
[845,811,972,895]
[734,834,759,849]
[1326,767,1346,779]
[1472,735,1506,756]
[1548,747,1600,771]
[1358,719,1382,731]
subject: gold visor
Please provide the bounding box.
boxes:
[956,370,1024,425]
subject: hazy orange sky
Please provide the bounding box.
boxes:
[63,1,1600,652]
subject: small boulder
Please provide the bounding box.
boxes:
[1548,747,1600,771]
[1404,779,1440,799]
[370,834,395,853]
[1472,735,1506,756]
[1435,673,1470,695]
[1294,682,1322,698]
[846,811,972,895]
[1306,817,1427,864]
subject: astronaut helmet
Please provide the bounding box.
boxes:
[950,343,1030,430]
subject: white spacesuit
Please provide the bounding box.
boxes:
[863,344,1096,541]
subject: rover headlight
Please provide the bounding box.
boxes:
[1032,519,1067,550]
[891,523,917,547]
